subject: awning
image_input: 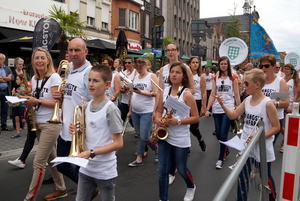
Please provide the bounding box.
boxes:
[0,35,33,43]
[86,39,116,50]
[0,27,32,38]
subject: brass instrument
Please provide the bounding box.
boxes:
[48,60,70,123]
[229,117,261,170]
[69,98,86,157]
[117,70,133,90]
[16,69,37,131]
[150,86,183,144]
[232,107,243,134]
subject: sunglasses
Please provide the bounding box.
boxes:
[259,64,271,69]
[244,81,255,87]
[124,62,132,64]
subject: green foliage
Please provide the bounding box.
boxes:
[225,14,244,39]
[163,36,176,50]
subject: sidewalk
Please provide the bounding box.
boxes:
[0,119,135,159]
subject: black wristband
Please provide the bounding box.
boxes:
[90,149,96,159]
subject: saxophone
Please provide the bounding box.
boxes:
[150,86,183,144]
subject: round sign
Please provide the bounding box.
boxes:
[284,52,300,70]
[219,37,248,65]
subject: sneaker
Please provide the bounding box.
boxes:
[155,154,158,162]
[216,160,224,169]
[8,158,25,169]
[128,160,143,167]
[279,145,284,153]
[169,174,175,185]
[183,184,196,201]
[44,189,68,200]
[199,140,206,152]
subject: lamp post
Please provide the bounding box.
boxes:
[243,0,252,64]
[190,19,206,58]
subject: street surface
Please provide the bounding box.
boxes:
[0,116,283,201]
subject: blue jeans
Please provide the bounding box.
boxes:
[0,90,9,129]
[237,158,276,201]
[213,113,231,160]
[57,136,79,184]
[131,111,156,156]
[76,173,116,201]
[158,140,194,201]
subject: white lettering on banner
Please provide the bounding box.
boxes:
[42,18,50,49]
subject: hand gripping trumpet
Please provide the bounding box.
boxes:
[48,60,70,123]
[69,97,86,157]
[228,117,261,170]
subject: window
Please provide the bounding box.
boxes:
[129,10,138,30]
[87,16,95,27]
[119,9,126,27]
[102,22,108,30]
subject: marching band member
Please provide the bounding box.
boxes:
[24,47,67,201]
[156,62,198,201]
[127,58,159,166]
[205,56,241,169]
[188,57,207,151]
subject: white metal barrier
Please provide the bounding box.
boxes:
[279,102,300,201]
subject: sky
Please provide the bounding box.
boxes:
[200,0,300,55]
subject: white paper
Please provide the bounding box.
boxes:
[5,96,27,104]
[219,135,246,151]
[270,92,289,101]
[164,96,190,119]
[51,157,89,168]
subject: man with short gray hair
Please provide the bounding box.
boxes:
[244,63,254,71]
[0,53,13,131]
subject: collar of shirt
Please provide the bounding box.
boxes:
[70,60,91,74]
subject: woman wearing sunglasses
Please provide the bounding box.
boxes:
[205,56,241,169]
[259,54,289,146]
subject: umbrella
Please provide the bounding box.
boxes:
[115,30,128,61]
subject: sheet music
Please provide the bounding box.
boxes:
[5,96,27,104]
[51,157,89,168]
[164,96,190,119]
[219,135,246,151]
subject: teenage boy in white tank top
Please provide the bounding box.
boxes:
[215,69,279,201]
[69,64,123,201]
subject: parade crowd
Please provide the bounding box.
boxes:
[1,38,297,201]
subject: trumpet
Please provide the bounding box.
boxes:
[48,60,70,124]
[228,117,261,170]
[69,99,86,157]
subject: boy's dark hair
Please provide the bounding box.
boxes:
[124,56,134,62]
[167,62,190,88]
[91,64,112,82]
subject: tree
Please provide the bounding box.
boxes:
[49,5,87,61]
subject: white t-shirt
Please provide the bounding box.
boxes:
[132,73,155,114]
[60,63,92,141]
[205,73,213,90]
[286,79,294,107]
[212,77,235,114]
[31,73,62,124]
[161,64,170,89]
[243,96,275,162]
[262,76,284,119]
[80,100,118,180]
[106,73,118,106]
[163,86,191,148]
[193,74,202,100]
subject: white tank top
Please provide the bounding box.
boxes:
[193,74,202,100]
[106,73,118,106]
[121,69,136,104]
[205,73,213,90]
[286,79,294,107]
[212,77,235,114]
[132,73,154,114]
[262,76,284,119]
[80,100,117,180]
[60,64,91,141]
[163,86,191,148]
[162,64,170,89]
[243,96,275,162]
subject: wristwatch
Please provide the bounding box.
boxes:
[177,119,181,125]
[90,149,96,159]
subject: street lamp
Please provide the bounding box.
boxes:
[191,19,206,57]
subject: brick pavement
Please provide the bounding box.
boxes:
[0,118,135,159]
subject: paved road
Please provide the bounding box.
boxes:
[0,117,284,201]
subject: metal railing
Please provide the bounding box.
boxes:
[213,120,269,201]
